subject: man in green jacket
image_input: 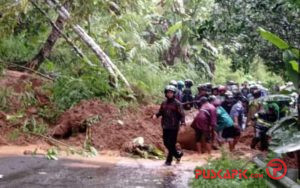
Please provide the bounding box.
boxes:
[210,96,241,152]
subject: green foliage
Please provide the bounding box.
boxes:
[51,66,113,110]
[0,35,36,62]
[19,92,37,109]
[6,113,24,125]
[205,0,299,74]
[0,0,291,111]
[259,28,299,88]
[46,147,59,160]
[268,115,299,152]
[191,151,267,188]
[0,62,5,75]
[258,28,289,50]
[23,117,48,135]
[213,55,283,87]
[0,87,13,112]
[166,21,182,36]
[38,106,61,124]
[8,129,21,141]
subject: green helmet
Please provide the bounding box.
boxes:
[177,80,184,87]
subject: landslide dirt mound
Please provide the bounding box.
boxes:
[0,70,51,145]
[53,99,165,151]
[0,70,44,92]
[0,70,50,111]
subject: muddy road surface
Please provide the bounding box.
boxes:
[0,146,209,188]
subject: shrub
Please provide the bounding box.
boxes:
[51,66,113,110]
[190,150,267,188]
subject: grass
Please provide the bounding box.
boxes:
[190,150,268,188]
[8,128,21,141]
[23,117,48,135]
[0,87,13,112]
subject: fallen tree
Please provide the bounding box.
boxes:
[45,0,132,90]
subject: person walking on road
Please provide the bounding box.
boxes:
[153,85,186,166]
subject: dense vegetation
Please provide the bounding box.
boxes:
[0,1,299,186]
[1,0,297,110]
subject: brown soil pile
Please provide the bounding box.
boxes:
[0,70,50,111]
[53,99,165,151]
[0,70,43,92]
[0,70,50,145]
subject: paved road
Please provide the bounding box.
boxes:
[0,155,199,188]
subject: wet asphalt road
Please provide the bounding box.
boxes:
[0,155,197,188]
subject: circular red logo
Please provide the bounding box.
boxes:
[266,159,287,180]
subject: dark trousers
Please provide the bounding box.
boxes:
[251,128,269,151]
[163,129,180,163]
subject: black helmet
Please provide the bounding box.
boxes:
[199,96,208,104]
[212,86,219,90]
[253,89,262,99]
[197,84,206,91]
[239,96,248,103]
[164,85,177,94]
[184,79,194,87]
[208,95,217,102]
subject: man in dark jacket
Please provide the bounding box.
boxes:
[182,79,194,110]
[153,85,186,165]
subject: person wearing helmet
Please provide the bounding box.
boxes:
[226,81,237,92]
[182,79,194,110]
[184,79,194,88]
[221,91,235,114]
[191,96,217,154]
[241,82,250,98]
[210,97,241,152]
[247,85,259,100]
[194,84,208,108]
[212,86,219,96]
[169,80,178,88]
[251,102,280,151]
[230,96,248,131]
[246,89,262,128]
[176,80,185,102]
[218,85,227,95]
[205,83,213,96]
[153,85,186,166]
[218,85,227,102]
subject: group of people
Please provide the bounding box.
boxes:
[153,79,280,166]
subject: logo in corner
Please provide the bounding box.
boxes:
[266,159,287,180]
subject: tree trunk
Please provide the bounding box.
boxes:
[46,0,132,90]
[163,36,181,66]
[26,15,66,70]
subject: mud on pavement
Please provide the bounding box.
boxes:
[0,149,207,188]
